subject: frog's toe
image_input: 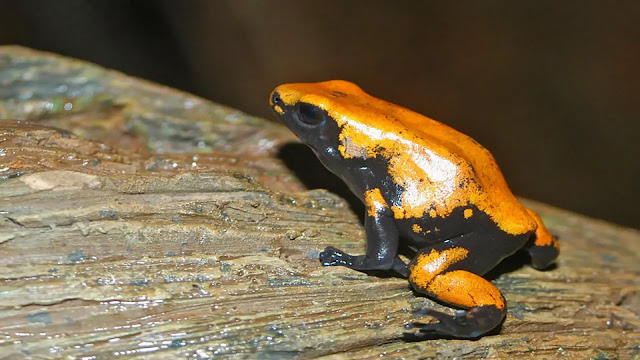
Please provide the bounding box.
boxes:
[406,308,464,332]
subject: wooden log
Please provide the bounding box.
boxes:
[0,46,638,359]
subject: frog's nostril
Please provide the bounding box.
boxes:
[270,91,286,116]
[271,91,283,106]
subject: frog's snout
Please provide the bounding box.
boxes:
[270,90,282,106]
[270,90,286,116]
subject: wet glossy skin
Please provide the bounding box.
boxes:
[270,80,559,338]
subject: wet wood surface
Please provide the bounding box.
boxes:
[1,46,639,359]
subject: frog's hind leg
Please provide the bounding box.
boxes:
[407,270,505,338]
[524,208,559,269]
[406,231,528,338]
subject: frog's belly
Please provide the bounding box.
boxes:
[395,204,503,249]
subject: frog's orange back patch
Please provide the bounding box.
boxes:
[273,80,536,235]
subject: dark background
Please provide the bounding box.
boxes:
[1,1,638,228]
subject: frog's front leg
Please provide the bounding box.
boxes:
[319,188,408,277]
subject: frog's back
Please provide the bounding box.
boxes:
[282,80,536,235]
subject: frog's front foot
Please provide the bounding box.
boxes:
[319,246,355,267]
[319,246,407,276]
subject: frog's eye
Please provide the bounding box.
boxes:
[296,103,326,126]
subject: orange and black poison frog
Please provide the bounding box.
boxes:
[270,80,559,338]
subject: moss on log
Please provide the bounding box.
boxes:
[1,46,639,359]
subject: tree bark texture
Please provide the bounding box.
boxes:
[0,46,638,359]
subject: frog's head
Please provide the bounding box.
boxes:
[270,80,364,166]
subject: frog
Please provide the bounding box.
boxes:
[269,80,559,338]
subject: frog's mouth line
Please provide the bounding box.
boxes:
[271,105,292,126]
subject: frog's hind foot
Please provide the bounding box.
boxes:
[405,306,504,339]
[524,208,559,269]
